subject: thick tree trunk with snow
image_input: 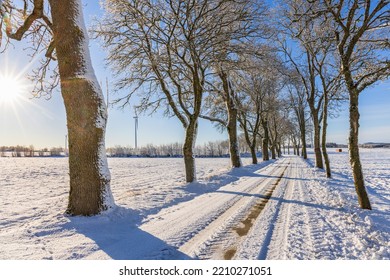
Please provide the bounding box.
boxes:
[49,0,114,215]
[349,92,371,210]
[183,119,198,183]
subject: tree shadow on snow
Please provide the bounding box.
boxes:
[143,159,278,216]
[324,170,390,235]
[184,159,277,195]
[215,190,347,213]
[59,206,191,260]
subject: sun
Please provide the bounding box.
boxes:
[0,74,25,104]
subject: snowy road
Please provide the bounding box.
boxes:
[1,152,389,259]
[138,155,389,260]
[141,157,291,259]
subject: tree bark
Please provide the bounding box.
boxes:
[226,92,242,168]
[239,115,258,165]
[277,142,282,158]
[261,119,269,161]
[349,92,371,209]
[300,121,308,159]
[312,114,324,169]
[49,0,114,215]
[183,119,198,183]
[322,94,331,178]
[291,136,297,155]
[250,145,258,164]
[288,138,290,155]
[270,143,276,159]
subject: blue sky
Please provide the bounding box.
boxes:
[0,1,389,149]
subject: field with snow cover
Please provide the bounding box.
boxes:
[0,150,389,260]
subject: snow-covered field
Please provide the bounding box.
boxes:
[0,150,389,260]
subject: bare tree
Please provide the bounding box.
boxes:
[200,66,244,168]
[1,0,114,215]
[314,45,343,178]
[283,0,389,209]
[235,55,282,163]
[322,0,389,209]
[291,0,389,209]
[279,37,325,169]
[199,2,269,169]
[279,0,349,178]
[218,68,242,167]
[286,77,309,159]
[236,87,262,164]
[94,0,256,182]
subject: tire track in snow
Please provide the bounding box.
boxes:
[285,158,380,259]
[177,158,290,259]
[264,157,346,259]
[139,158,289,259]
[254,166,289,260]
[233,156,319,260]
[264,157,316,259]
[222,164,289,260]
[298,161,361,259]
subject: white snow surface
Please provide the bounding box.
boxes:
[0,150,389,260]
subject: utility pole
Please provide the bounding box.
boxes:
[134,112,139,151]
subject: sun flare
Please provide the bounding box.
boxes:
[0,74,25,104]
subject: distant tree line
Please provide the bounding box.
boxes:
[108,137,253,158]
[0,146,65,157]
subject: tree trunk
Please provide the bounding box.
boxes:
[240,116,258,164]
[277,142,282,157]
[270,143,276,159]
[220,69,242,168]
[226,104,242,168]
[261,119,269,161]
[322,94,331,178]
[312,115,324,169]
[49,0,114,216]
[300,121,308,159]
[250,144,258,164]
[183,119,198,183]
[276,141,282,158]
[291,137,297,155]
[349,92,371,209]
[288,138,290,155]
